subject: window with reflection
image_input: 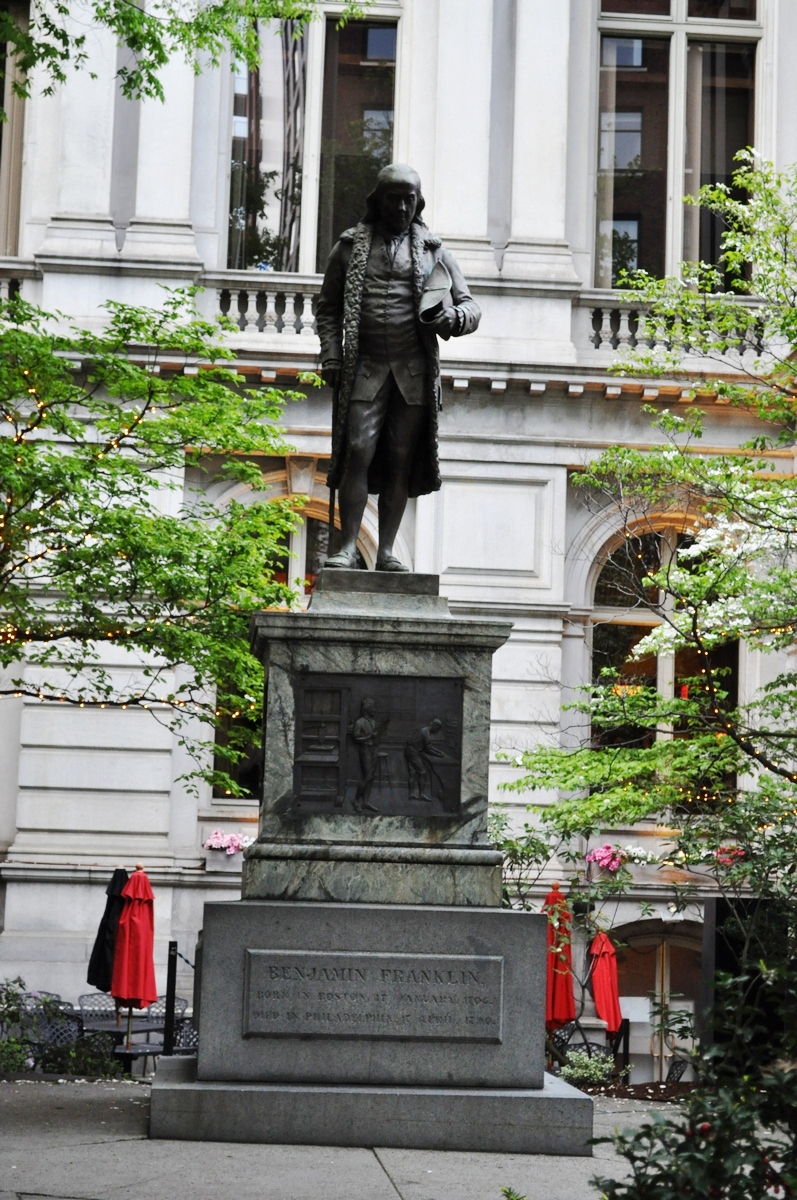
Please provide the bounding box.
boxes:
[596,37,670,286]
[595,3,759,285]
[0,7,27,257]
[592,623,657,749]
[601,0,671,12]
[673,639,739,808]
[683,41,755,268]
[213,708,262,799]
[688,0,756,19]
[592,534,661,749]
[316,19,397,271]
[594,533,662,608]
[227,70,262,270]
[674,641,739,713]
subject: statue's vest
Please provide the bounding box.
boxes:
[349,234,426,407]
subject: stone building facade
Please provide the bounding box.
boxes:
[0,0,792,1080]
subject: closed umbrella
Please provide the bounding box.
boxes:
[87,868,129,993]
[111,864,158,1014]
[589,931,623,1036]
[543,882,576,1029]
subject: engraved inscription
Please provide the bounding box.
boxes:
[243,950,504,1042]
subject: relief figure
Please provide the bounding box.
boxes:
[404,717,446,803]
[349,697,388,814]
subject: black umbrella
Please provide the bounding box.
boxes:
[87,868,129,992]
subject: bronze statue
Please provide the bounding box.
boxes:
[315,163,481,571]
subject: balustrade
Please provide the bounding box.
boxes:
[584,300,651,351]
[203,271,322,337]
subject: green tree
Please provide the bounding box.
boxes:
[498,155,797,1196]
[0,1,365,112]
[0,288,308,794]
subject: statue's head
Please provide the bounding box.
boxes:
[429,718,443,734]
[364,163,425,233]
[361,696,376,717]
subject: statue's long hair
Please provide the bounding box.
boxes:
[362,177,426,225]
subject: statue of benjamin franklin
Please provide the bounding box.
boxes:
[315,163,481,572]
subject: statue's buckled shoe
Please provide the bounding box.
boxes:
[324,550,359,569]
[376,555,409,573]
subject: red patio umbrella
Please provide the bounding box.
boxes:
[111,864,158,1013]
[543,882,576,1029]
[589,931,623,1036]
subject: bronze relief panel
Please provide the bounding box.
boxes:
[293,673,463,816]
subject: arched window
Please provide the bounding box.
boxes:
[590,524,739,793]
[591,532,663,749]
[594,532,662,609]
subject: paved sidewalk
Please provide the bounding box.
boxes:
[0,1078,671,1200]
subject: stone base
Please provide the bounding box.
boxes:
[150,1057,593,1155]
[242,843,502,906]
[195,901,546,1087]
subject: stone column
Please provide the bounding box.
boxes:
[124,55,201,265]
[560,617,590,750]
[167,668,205,867]
[427,0,496,276]
[189,54,232,271]
[0,668,21,852]
[36,22,118,260]
[501,0,578,284]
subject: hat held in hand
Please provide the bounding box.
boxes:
[419,260,453,324]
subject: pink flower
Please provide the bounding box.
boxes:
[585,844,627,873]
[204,829,253,854]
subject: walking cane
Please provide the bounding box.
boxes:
[327,375,341,556]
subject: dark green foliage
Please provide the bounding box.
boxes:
[0,979,122,1077]
[0,1037,30,1072]
[34,1031,123,1078]
[0,976,26,1040]
[594,1073,797,1198]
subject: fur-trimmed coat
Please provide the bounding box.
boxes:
[316,220,481,498]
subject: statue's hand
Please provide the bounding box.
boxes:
[427,306,458,340]
[323,364,342,389]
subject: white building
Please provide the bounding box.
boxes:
[0,0,791,1080]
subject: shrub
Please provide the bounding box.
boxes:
[35,1032,123,1078]
[1,979,122,1077]
[560,1047,616,1088]
[0,1037,33,1073]
[0,976,26,1038]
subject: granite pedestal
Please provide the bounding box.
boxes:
[243,569,510,907]
[150,573,592,1153]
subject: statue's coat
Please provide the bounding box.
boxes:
[316,220,481,499]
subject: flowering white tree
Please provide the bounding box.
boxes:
[499,155,797,1200]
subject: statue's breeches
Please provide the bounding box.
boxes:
[346,375,428,481]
